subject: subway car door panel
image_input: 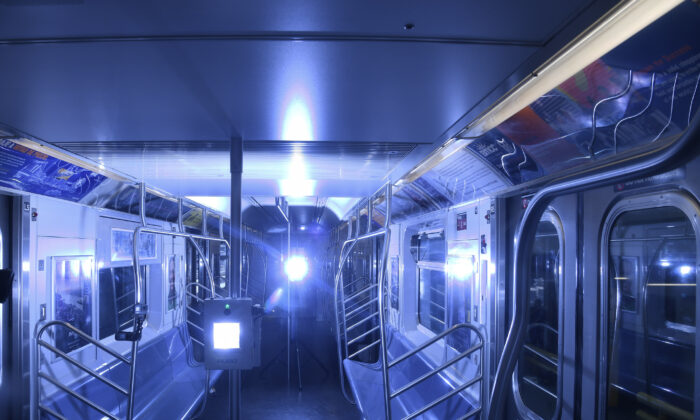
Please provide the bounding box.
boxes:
[579,160,700,420]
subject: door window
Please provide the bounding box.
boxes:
[515,212,563,419]
[606,204,696,419]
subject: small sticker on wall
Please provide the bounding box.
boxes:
[456,212,467,231]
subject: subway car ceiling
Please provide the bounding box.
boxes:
[0,0,627,204]
[1,1,700,420]
[1,0,698,220]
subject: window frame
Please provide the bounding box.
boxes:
[412,229,447,337]
[598,191,700,418]
[511,209,565,420]
[98,264,150,340]
[416,261,447,335]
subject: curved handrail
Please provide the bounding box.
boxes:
[588,70,633,157]
[650,73,678,143]
[37,320,131,364]
[334,183,392,404]
[387,323,486,420]
[333,228,387,403]
[613,73,656,153]
[487,96,700,420]
[35,320,132,420]
[132,226,231,316]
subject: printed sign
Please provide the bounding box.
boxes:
[0,139,107,201]
[456,213,467,231]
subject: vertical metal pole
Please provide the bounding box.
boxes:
[377,184,392,420]
[203,209,210,295]
[127,183,148,420]
[139,182,147,227]
[286,200,291,389]
[229,137,243,420]
[20,197,34,420]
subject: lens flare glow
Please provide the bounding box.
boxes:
[447,256,476,281]
[264,287,285,312]
[282,98,313,141]
[278,92,316,197]
[279,150,316,197]
[679,265,693,276]
[285,255,309,282]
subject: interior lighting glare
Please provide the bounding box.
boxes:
[447,257,476,281]
[213,322,240,350]
[679,265,693,276]
[285,255,309,282]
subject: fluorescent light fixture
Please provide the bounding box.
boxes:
[186,196,231,216]
[213,322,240,350]
[396,0,682,185]
[461,0,681,138]
[285,255,309,282]
[399,138,473,184]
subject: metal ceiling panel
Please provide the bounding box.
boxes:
[56,141,418,197]
[0,0,592,44]
[0,40,537,144]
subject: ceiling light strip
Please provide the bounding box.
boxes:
[395,0,681,186]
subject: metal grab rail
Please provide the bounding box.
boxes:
[344,283,378,302]
[487,90,700,420]
[385,323,486,420]
[33,187,234,420]
[184,281,225,352]
[35,320,133,420]
[334,183,392,404]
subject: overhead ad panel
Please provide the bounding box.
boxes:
[0,138,107,201]
[463,2,700,186]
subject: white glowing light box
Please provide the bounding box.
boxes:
[213,322,240,349]
[202,298,257,370]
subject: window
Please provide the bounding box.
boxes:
[606,204,696,419]
[414,231,446,335]
[111,229,157,262]
[418,267,446,334]
[515,213,562,420]
[53,257,94,353]
[98,265,148,340]
[212,242,228,293]
[167,255,177,311]
[390,256,399,310]
[446,240,479,350]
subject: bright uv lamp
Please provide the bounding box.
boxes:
[285,255,309,282]
[203,298,256,370]
[213,322,240,349]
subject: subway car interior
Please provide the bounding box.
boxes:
[0,1,699,419]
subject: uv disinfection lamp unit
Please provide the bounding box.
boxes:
[202,298,258,370]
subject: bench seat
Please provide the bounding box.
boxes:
[343,329,478,420]
[41,327,220,419]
